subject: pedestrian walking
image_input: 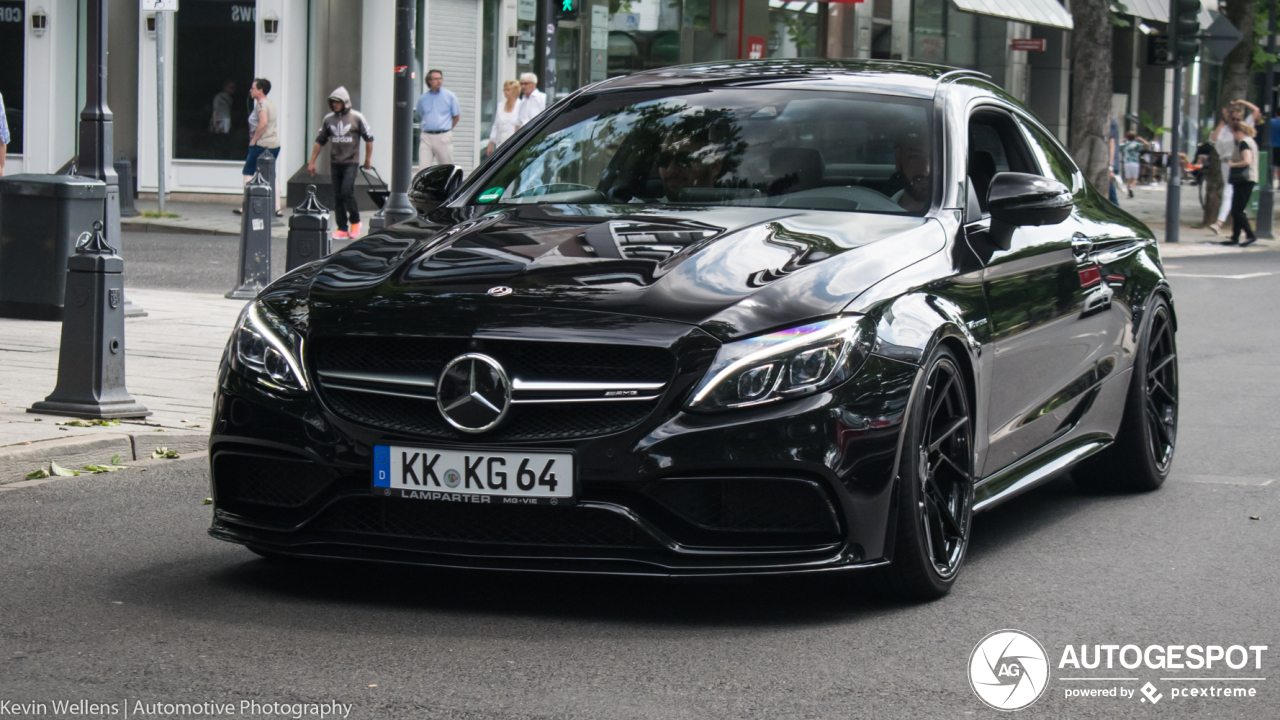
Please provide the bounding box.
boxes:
[1210,102,1255,234]
[416,70,460,167]
[1270,107,1280,188]
[1119,131,1148,197]
[486,80,521,157]
[1223,121,1259,247]
[1108,116,1121,205]
[0,92,9,178]
[307,87,374,240]
[514,73,546,131]
[210,80,235,134]
[236,78,282,217]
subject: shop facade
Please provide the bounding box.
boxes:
[5,0,1125,199]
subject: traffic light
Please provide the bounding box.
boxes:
[1174,0,1201,64]
[555,0,579,20]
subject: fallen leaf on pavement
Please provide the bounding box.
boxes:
[151,447,181,459]
[203,498,213,505]
[25,468,51,479]
[83,465,129,474]
[49,461,79,477]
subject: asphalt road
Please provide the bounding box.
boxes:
[119,232,355,294]
[2,249,1277,719]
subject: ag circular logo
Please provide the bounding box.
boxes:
[436,353,512,434]
[443,469,462,488]
[969,629,1050,711]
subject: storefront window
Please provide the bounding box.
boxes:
[174,0,257,161]
[607,0,682,77]
[911,0,945,63]
[768,1,819,59]
[0,1,23,155]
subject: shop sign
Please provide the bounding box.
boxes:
[518,0,536,22]
[590,4,608,50]
[746,35,766,59]
[1010,38,1046,52]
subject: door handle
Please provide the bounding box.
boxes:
[1071,233,1093,262]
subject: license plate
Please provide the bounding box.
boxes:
[373,444,574,505]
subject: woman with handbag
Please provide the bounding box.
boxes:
[1223,121,1259,247]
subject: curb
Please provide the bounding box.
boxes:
[0,432,210,485]
[121,221,238,237]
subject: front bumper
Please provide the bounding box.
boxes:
[208,353,918,577]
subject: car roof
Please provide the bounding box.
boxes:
[585,59,991,100]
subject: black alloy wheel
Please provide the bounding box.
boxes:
[887,345,974,600]
[1077,295,1178,492]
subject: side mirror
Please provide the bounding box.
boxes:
[987,172,1073,250]
[409,165,464,215]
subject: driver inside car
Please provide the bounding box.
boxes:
[655,126,729,202]
[888,130,931,214]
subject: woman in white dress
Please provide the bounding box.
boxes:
[486,80,521,157]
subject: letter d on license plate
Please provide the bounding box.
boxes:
[373,444,575,505]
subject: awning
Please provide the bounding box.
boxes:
[950,0,1073,30]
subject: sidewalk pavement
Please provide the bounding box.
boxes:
[3,186,1275,481]
[125,197,293,239]
[0,288,244,483]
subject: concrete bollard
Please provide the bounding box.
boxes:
[226,170,273,300]
[29,221,151,420]
[286,185,331,272]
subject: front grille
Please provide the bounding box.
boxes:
[311,336,676,441]
[312,496,653,548]
[322,387,659,442]
[214,453,332,508]
[643,478,840,535]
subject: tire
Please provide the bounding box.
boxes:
[885,345,975,601]
[1075,294,1178,492]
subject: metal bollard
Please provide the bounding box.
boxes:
[29,221,150,420]
[226,170,273,299]
[115,156,139,218]
[256,150,277,214]
[286,185,331,272]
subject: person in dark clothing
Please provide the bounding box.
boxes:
[307,87,374,239]
[1223,121,1259,247]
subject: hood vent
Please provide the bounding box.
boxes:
[581,221,720,263]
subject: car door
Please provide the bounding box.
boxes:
[963,107,1110,477]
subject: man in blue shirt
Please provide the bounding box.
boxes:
[416,69,461,167]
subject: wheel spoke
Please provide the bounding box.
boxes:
[1148,378,1176,405]
[924,476,964,537]
[1145,398,1172,447]
[928,416,969,453]
[1147,352,1176,379]
[927,372,955,422]
[936,452,973,483]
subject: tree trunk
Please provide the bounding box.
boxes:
[1219,0,1257,105]
[1202,146,1224,226]
[1069,0,1114,193]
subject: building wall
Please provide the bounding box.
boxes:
[426,0,483,172]
[362,0,395,175]
[108,0,139,172]
[1027,26,1070,142]
[20,0,79,174]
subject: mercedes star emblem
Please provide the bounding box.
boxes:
[436,353,512,433]
[487,286,513,297]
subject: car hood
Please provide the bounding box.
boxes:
[300,205,943,342]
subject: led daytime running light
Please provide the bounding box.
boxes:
[246,303,308,392]
[690,316,861,407]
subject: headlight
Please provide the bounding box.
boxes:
[687,316,869,411]
[230,301,308,393]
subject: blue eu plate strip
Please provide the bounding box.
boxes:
[373,445,391,487]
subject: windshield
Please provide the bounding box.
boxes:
[470,88,935,215]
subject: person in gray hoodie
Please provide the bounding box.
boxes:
[307,87,374,238]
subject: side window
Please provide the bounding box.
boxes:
[1018,118,1080,192]
[967,109,1036,216]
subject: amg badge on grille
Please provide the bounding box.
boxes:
[436,354,512,433]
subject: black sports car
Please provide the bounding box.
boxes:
[209,60,1177,598]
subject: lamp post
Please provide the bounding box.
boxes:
[78,0,144,316]
[374,0,418,228]
[1256,0,1276,239]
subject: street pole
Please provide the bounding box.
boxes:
[1256,0,1276,239]
[376,0,418,228]
[78,0,144,316]
[156,12,167,214]
[1164,6,1183,243]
